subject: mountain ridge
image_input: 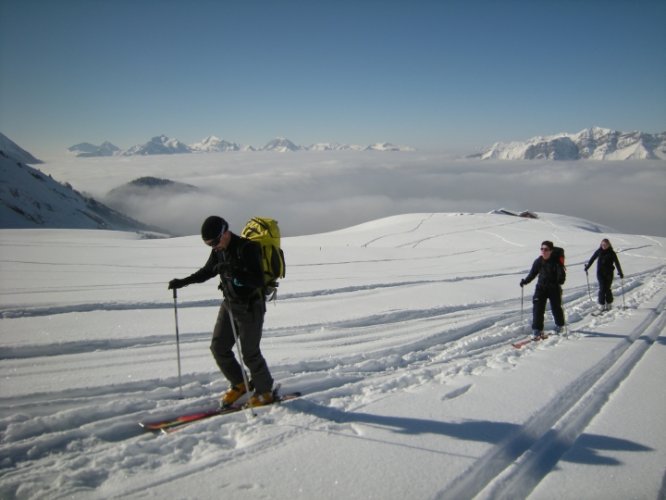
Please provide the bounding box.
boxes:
[67,135,415,157]
[473,127,666,160]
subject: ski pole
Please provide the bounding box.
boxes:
[172,288,183,399]
[225,301,256,418]
[621,276,626,309]
[585,270,592,302]
[520,285,525,334]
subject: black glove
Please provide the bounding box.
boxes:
[520,279,526,288]
[584,265,589,272]
[168,278,186,290]
[619,273,624,279]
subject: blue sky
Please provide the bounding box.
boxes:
[1,0,665,157]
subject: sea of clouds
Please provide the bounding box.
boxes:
[39,152,666,237]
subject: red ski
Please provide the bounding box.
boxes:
[140,391,301,433]
[512,334,548,349]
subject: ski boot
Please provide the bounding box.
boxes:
[246,388,276,408]
[220,382,251,407]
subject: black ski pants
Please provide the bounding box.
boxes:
[597,272,614,305]
[210,298,273,394]
[532,284,565,332]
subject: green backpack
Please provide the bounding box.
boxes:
[241,217,286,300]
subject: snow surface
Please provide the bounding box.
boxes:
[1,212,665,499]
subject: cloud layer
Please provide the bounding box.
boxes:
[40,152,666,238]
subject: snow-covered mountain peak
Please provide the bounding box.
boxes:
[474,127,666,160]
[68,141,120,158]
[261,137,302,152]
[189,136,240,153]
[124,135,191,156]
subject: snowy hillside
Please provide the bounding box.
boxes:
[0,133,42,164]
[475,127,666,160]
[0,152,161,232]
[1,212,664,499]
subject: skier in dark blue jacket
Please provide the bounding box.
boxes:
[584,238,624,312]
[520,240,566,339]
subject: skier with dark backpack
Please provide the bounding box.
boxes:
[520,240,566,339]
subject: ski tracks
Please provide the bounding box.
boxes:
[1,268,663,498]
[437,287,666,499]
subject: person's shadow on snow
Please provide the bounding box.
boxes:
[288,398,652,466]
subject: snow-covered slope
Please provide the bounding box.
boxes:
[1,212,664,499]
[0,132,42,164]
[0,152,161,232]
[476,127,666,160]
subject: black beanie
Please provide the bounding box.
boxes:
[201,216,228,240]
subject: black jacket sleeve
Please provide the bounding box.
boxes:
[586,249,600,270]
[182,250,217,285]
[523,258,540,285]
[612,250,624,277]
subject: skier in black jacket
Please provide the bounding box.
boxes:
[168,216,275,408]
[584,238,624,312]
[520,240,566,339]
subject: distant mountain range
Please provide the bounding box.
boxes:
[472,127,666,160]
[67,135,415,157]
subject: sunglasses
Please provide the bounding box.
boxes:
[205,230,224,247]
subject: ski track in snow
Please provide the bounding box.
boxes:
[1,260,664,498]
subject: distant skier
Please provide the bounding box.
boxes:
[168,216,275,408]
[584,238,624,312]
[520,241,566,339]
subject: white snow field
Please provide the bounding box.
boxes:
[1,212,664,499]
